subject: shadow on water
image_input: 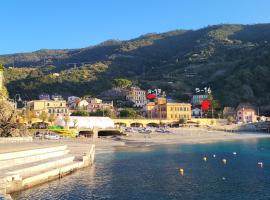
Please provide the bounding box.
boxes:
[13,138,270,200]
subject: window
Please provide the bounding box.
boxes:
[171,114,173,118]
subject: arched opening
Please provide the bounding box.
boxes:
[115,122,127,127]
[146,123,160,127]
[79,131,93,137]
[130,122,144,127]
[98,130,123,137]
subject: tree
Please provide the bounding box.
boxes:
[63,115,70,129]
[208,93,220,118]
[48,114,56,125]
[71,111,89,116]
[227,116,235,125]
[120,108,141,118]
[90,109,116,118]
[113,78,132,88]
[39,111,48,123]
[26,111,36,125]
[0,100,17,137]
[179,118,187,124]
[73,119,78,129]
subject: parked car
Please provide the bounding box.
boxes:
[44,134,60,140]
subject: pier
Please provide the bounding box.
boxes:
[0,142,95,198]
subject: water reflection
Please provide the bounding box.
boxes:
[13,138,270,200]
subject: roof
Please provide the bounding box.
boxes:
[236,103,255,111]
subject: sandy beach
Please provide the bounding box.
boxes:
[1,128,270,155]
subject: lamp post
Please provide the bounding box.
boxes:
[14,94,22,110]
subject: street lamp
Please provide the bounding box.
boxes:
[14,94,22,110]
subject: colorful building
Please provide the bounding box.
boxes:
[87,98,114,113]
[191,94,208,106]
[26,99,69,117]
[236,103,257,123]
[145,97,191,120]
[126,87,148,107]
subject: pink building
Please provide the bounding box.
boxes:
[236,104,257,123]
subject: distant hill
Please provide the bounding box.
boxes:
[1,23,270,110]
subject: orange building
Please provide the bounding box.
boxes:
[145,98,191,121]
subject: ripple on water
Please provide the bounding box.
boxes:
[13,138,270,200]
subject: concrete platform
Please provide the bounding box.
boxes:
[0,142,95,197]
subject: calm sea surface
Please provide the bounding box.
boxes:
[13,138,270,200]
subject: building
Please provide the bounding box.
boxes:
[55,116,115,129]
[223,107,236,118]
[192,107,203,118]
[51,94,63,101]
[76,99,89,110]
[38,93,50,100]
[144,97,191,121]
[191,94,208,106]
[26,99,69,117]
[126,87,148,107]
[87,98,114,113]
[236,103,257,123]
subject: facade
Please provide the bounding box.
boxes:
[55,116,115,129]
[236,104,257,123]
[87,98,114,113]
[38,93,50,100]
[223,107,236,118]
[145,98,191,121]
[192,107,202,118]
[126,87,148,107]
[77,99,89,110]
[191,94,208,106]
[27,100,69,117]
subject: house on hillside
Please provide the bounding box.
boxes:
[236,103,257,123]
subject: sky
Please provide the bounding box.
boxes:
[1,0,270,54]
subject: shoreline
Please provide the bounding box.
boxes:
[94,129,270,153]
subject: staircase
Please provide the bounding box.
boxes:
[0,145,95,195]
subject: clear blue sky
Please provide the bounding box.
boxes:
[1,0,270,54]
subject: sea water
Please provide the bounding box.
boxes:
[13,138,270,200]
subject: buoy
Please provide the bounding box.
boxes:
[203,156,207,161]
[179,168,184,176]
[222,159,227,164]
[213,154,216,158]
[233,152,237,155]
[258,162,263,168]
[222,177,226,180]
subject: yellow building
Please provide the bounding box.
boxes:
[27,100,69,116]
[145,98,191,121]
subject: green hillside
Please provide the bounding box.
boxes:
[1,24,270,110]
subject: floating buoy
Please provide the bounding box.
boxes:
[222,177,226,180]
[213,154,216,158]
[203,156,207,161]
[222,159,227,164]
[233,152,237,155]
[179,168,184,176]
[258,162,263,168]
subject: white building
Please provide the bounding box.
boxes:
[126,87,148,107]
[55,116,115,129]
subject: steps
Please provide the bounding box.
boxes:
[0,144,95,195]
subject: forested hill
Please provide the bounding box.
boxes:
[1,23,270,109]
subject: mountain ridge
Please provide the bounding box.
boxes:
[1,23,270,111]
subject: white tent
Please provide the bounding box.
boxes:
[55,116,115,129]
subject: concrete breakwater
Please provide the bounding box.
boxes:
[0,144,95,199]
